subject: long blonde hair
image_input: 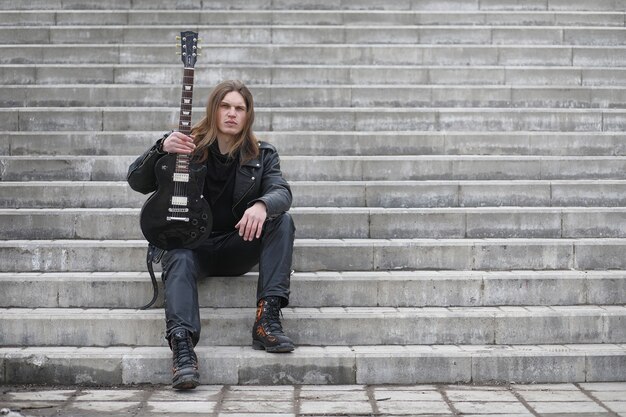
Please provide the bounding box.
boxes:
[191,80,259,163]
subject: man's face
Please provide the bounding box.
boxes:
[216,91,247,139]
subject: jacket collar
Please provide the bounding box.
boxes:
[240,155,261,168]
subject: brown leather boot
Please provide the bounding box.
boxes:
[169,328,200,389]
[252,297,295,353]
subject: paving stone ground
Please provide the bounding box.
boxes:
[1,382,625,417]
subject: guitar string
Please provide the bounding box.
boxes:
[183,69,192,206]
[177,69,193,210]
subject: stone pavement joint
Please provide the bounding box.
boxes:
[577,382,623,417]
[1,382,625,417]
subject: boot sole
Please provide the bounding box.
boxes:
[252,340,295,353]
[172,371,200,390]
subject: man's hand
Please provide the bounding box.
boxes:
[235,202,267,241]
[162,132,195,154]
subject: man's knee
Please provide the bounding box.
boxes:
[266,212,295,235]
[162,249,199,279]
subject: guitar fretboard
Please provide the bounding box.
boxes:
[175,67,195,175]
[179,67,194,135]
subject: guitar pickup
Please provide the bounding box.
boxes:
[173,173,190,182]
[171,196,188,206]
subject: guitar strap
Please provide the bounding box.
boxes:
[140,244,164,310]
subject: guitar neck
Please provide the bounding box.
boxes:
[179,67,195,135]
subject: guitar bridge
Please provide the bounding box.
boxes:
[166,216,189,222]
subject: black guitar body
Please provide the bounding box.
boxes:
[140,153,212,250]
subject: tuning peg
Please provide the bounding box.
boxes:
[197,46,202,50]
[176,51,181,55]
[176,36,181,40]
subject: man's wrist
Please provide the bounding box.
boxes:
[254,201,268,214]
[156,138,166,154]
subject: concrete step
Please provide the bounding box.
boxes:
[4,64,625,86]
[2,155,625,181]
[3,45,626,66]
[5,84,626,108]
[0,238,624,272]
[1,305,624,346]
[3,25,626,46]
[2,270,624,309]
[4,107,625,132]
[2,207,625,240]
[2,10,624,27]
[0,0,624,12]
[1,0,623,389]
[3,131,625,157]
[1,344,623,385]
[2,180,626,209]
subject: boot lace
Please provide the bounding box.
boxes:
[172,332,196,369]
[265,299,285,335]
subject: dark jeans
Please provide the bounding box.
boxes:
[161,212,295,346]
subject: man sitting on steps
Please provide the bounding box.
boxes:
[127,80,296,390]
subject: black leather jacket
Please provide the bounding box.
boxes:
[127,134,292,221]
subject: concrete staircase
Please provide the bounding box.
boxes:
[1,0,625,385]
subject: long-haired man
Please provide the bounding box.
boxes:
[127,80,296,389]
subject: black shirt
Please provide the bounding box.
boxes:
[204,141,238,232]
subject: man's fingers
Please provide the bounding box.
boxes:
[241,218,262,241]
[237,207,266,241]
[164,132,196,154]
[245,220,257,241]
[252,219,264,240]
[237,217,249,239]
[175,144,194,154]
[242,221,251,241]
[175,136,195,149]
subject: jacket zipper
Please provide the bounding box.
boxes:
[232,180,256,218]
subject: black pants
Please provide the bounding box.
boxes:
[161,212,295,346]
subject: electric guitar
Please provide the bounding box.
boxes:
[139,31,212,250]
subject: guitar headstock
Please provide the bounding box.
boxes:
[177,31,199,68]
